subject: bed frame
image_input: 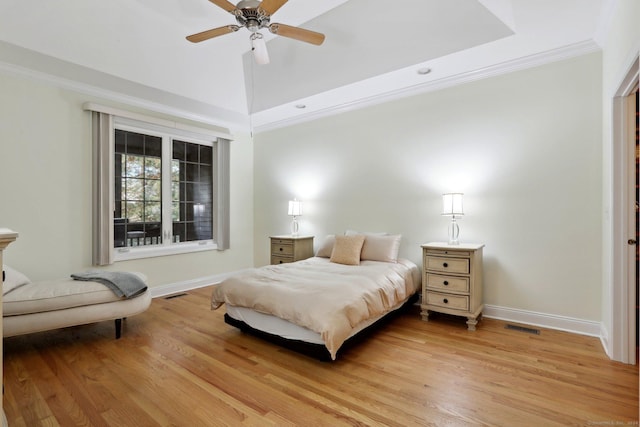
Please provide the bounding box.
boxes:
[224,293,419,361]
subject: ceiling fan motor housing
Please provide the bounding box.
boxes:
[235,0,270,32]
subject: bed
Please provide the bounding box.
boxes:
[210,233,421,360]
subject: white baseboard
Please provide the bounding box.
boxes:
[599,323,611,359]
[483,304,602,338]
[149,271,237,298]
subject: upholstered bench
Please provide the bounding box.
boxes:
[2,266,151,338]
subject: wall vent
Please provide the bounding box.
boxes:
[505,324,540,335]
[164,293,188,300]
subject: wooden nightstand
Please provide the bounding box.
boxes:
[270,235,314,265]
[420,242,484,330]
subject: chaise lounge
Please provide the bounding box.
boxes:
[2,266,151,339]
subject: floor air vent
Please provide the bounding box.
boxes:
[505,324,540,335]
[164,293,188,300]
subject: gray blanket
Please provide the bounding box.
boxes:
[71,271,147,299]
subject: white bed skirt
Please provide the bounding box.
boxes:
[225,296,412,346]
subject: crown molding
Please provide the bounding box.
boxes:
[252,40,602,133]
[0,54,249,133]
[0,39,601,136]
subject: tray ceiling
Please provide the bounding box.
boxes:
[0,0,606,132]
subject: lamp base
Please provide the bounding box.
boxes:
[290,217,299,236]
[447,217,460,245]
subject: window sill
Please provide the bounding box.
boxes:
[113,241,219,262]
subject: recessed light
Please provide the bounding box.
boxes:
[295,104,306,109]
[417,67,432,75]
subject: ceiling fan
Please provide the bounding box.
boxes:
[186,0,326,64]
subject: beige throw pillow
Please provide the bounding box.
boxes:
[330,235,365,265]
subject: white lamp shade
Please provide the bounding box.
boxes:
[442,193,464,216]
[288,200,302,216]
[251,35,270,65]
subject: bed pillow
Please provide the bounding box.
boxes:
[330,235,365,266]
[2,265,31,295]
[316,235,336,258]
[360,234,402,263]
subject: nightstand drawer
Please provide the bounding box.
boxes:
[426,249,471,257]
[271,243,293,256]
[426,273,469,293]
[271,255,293,265]
[425,256,469,274]
[271,238,293,245]
[425,291,469,311]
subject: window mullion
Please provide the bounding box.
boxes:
[162,136,174,245]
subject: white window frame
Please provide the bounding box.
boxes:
[86,103,231,265]
[113,118,218,261]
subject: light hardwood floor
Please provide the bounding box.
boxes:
[3,286,638,426]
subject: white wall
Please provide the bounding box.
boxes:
[0,72,255,289]
[254,52,603,322]
[599,0,639,361]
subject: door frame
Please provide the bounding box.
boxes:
[611,55,639,364]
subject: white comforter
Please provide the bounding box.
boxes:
[211,257,421,359]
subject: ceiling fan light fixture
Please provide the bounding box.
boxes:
[251,32,270,64]
[246,19,261,32]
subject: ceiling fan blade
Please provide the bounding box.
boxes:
[186,25,240,43]
[258,0,288,16]
[269,23,325,45]
[208,0,238,13]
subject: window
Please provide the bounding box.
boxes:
[88,105,230,265]
[171,139,214,244]
[113,128,216,251]
[114,129,164,248]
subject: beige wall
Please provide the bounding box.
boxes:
[0,72,255,288]
[254,52,603,321]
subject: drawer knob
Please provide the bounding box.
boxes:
[443,298,449,304]
[443,262,448,268]
[443,280,449,286]
[279,247,283,251]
